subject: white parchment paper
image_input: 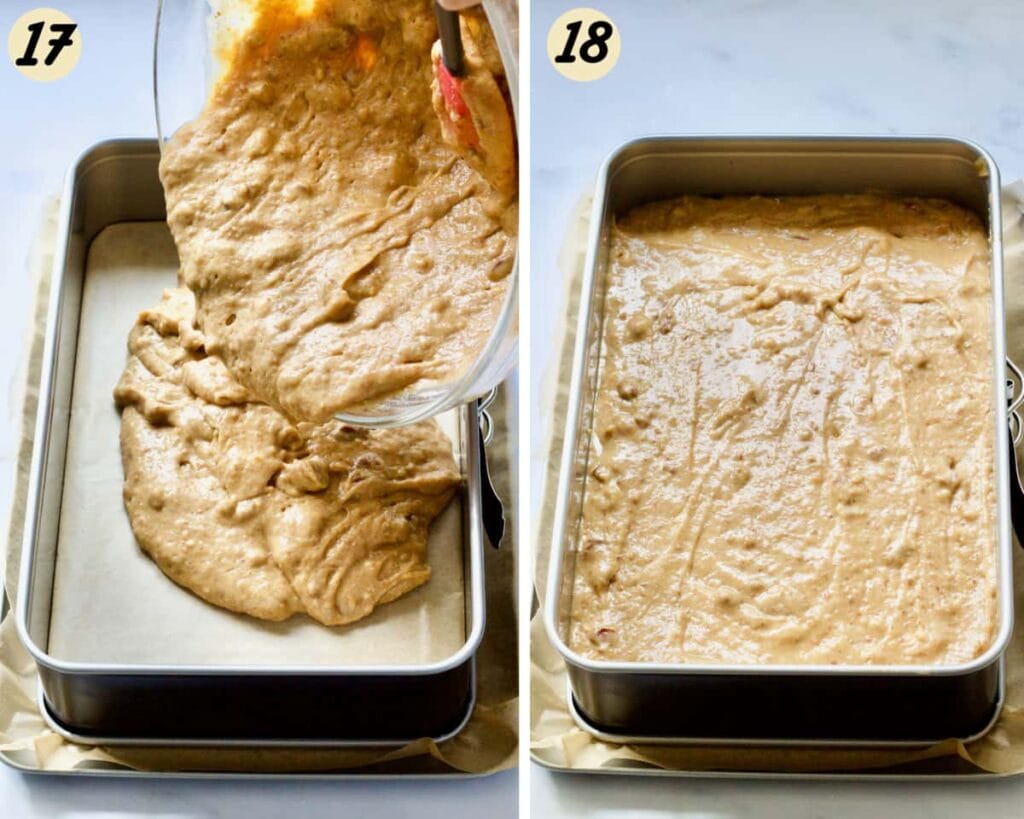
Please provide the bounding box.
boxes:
[47,222,466,668]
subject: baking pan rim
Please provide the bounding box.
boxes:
[15,137,487,680]
[544,133,1014,680]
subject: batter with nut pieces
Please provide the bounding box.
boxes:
[570,193,997,666]
[160,0,516,422]
[114,288,460,625]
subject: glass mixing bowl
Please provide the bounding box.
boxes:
[153,0,518,427]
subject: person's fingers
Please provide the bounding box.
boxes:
[437,0,481,10]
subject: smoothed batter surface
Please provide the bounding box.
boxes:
[114,288,460,626]
[570,193,997,666]
[160,0,516,423]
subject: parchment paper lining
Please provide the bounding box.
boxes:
[50,222,464,667]
[530,183,1024,776]
[0,206,517,775]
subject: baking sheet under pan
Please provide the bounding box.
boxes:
[545,135,1013,746]
[16,139,486,746]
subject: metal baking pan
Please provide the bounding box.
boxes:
[563,673,1005,749]
[15,138,486,746]
[545,135,1015,746]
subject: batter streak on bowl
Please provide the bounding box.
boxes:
[160,0,516,423]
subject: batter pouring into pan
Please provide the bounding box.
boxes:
[114,0,516,625]
[160,0,517,423]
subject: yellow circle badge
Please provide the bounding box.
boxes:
[8,8,81,82]
[547,7,620,82]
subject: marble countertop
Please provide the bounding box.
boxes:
[530,0,1024,815]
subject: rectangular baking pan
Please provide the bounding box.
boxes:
[15,138,486,746]
[545,135,1014,746]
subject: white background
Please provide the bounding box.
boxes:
[530,0,1024,816]
[0,0,515,816]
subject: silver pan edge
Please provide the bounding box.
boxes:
[13,138,487,750]
[544,135,1013,749]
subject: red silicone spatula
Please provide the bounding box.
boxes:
[433,4,481,149]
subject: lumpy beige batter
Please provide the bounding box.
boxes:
[114,288,460,625]
[570,194,997,666]
[160,0,516,422]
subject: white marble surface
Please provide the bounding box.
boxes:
[0,1,516,816]
[530,0,1024,815]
